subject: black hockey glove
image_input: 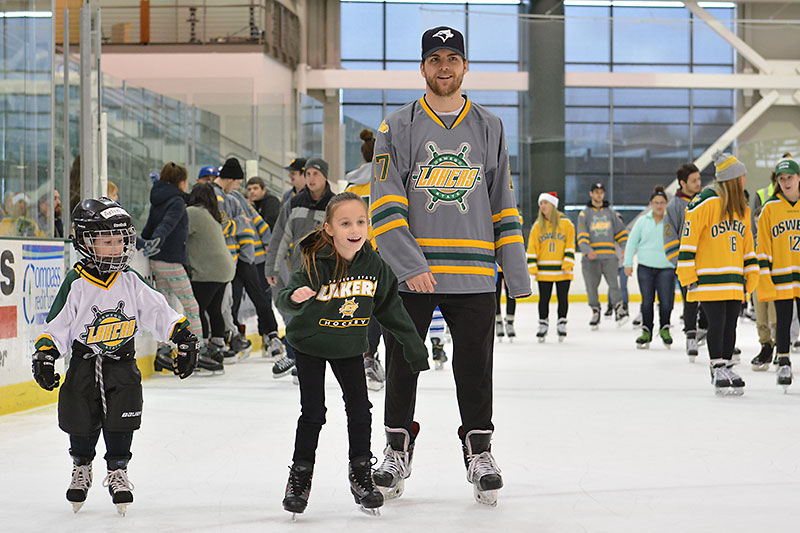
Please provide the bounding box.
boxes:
[173,331,198,379]
[32,351,61,391]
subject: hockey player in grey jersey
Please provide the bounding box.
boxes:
[31,198,198,515]
[370,26,530,507]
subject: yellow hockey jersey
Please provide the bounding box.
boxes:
[677,188,758,302]
[527,216,576,282]
[756,192,800,301]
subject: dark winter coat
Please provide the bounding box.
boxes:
[276,234,429,372]
[141,181,189,264]
[252,192,281,230]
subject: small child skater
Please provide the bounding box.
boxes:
[31,198,198,515]
[276,191,429,518]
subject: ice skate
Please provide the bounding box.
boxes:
[726,365,745,395]
[536,319,548,343]
[283,461,313,519]
[349,456,383,516]
[291,367,299,386]
[495,316,504,342]
[635,327,651,349]
[658,325,673,349]
[103,468,134,516]
[461,428,503,507]
[751,343,774,371]
[589,308,601,330]
[604,304,613,319]
[195,345,224,375]
[153,344,174,373]
[263,334,285,361]
[776,355,792,393]
[66,458,92,513]
[431,338,447,370]
[615,304,629,327]
[686,331,698,363]
[697,328,707,346]
[793,341,800,353]
[272,355,296,379]
[710,364,733,396]
[731,346,741,365]
[557,318,567,342]
[633,312,642,327]
[230,332,252,361]
[373,423,418,499]
[505,318,516,342]
[364,353,386,389]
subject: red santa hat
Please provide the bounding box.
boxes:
[538,191,559,208]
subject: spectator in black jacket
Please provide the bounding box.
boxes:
[246,176,281,230]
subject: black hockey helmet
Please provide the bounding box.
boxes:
[72,197,137,273]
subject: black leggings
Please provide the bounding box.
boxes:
[538,280,570,320]
[495,272,516,317]
[700,300,740,361]
[292,351,372,464]
[191,281,227,339]
[70,429,133,469]
[775,298,800,355]
[232,261,279,335]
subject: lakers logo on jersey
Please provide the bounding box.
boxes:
[412,142,482,213]
[80,301,137,352]
[339,297,359,318]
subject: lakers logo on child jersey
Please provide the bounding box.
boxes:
[339,297,359,318]
[80,301,137,352]
[412,142,482,213]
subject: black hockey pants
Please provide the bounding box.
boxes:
[383,292,495,438]
[231,260,278,335]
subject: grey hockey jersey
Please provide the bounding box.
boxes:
[370,96,530,297]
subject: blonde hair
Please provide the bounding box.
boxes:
[107,181,118,198]
[537,204,562,232]
[715,178,747,222]
[301,192,368,284]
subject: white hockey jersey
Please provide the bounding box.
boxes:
[35,263,186,358]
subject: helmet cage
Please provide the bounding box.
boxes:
[74,226,137,273]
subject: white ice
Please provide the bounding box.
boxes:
[1,303,799,532]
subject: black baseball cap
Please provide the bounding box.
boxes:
[284,157,306,172]
[590,182,605,191]
[422,26,465,61]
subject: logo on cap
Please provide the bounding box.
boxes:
[433,29,454,43]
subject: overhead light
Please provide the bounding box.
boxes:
[0,11,53,18]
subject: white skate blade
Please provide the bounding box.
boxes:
[358,505,381,516]
[752,363,770,372]
[558,335,565,343]
[782,385,790,394]
[193,367,225,376]
[367,379,385,391]
[664,343,672,350]
[636,343,649,350]
[591,325,599,331]
[473,485,498,507]
[715,387,743,397]
[71,501,85,513]
[688,355,697,363]
[115,503,129,516]
[237,348,252,361]
[434,361,445,371]
[508,337,514,343]
[376,479,404,500]
[537,336,545,343]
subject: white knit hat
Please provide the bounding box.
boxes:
[538,191,559,208]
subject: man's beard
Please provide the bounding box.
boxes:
[425,70,464,98]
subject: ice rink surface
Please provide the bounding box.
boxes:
[2,303,799,532]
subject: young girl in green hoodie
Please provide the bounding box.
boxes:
[276,191,429,518]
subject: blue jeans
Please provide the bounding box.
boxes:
[637,265,675,332]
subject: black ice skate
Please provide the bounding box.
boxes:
[557,318,567,342]
[283,461,313,520]
[751,343,774,371]
[776,355,792,393]
[349,456,383,516]
[710,363,743,397]
[686,331,698,363]
[505,318,516,341]
[272,355,296,379]
[153,344,174,373]
[66,457,92,513]
[536,319,548,343]
[615,304,629,327]
[195,344,224,375]
[373,423,418,499]
[431,338,447,370]
[495,316,505,341]
[263,333,285,361]
[103,467,134,516]
[230,332,252,361]
[364,353,386,389]
[589,307,601,330]
[461,428,503,507]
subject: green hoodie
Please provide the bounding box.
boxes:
[276,233,430,373]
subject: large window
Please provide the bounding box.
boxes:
[564,5,736,222]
